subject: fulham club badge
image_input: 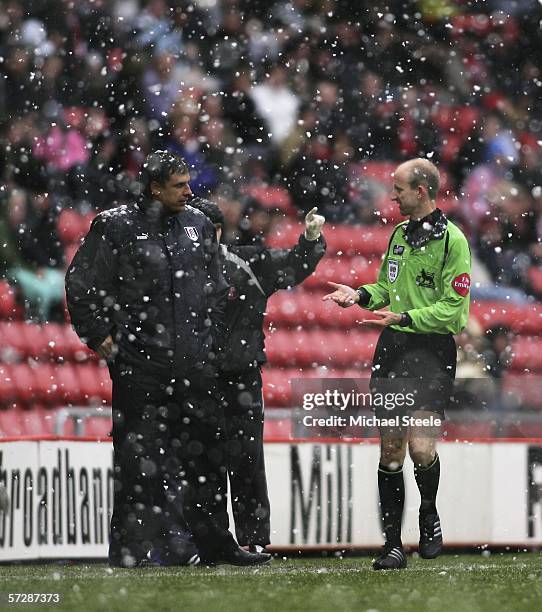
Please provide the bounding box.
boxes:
[388,259,399,283]
[184,226,199,241]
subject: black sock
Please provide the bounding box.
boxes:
[414,453,440,516]
[378,463,405,548]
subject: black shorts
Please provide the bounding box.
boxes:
[370,327,457,418]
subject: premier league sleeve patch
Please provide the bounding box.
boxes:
[388,259,399,283]
[451,273,470,296]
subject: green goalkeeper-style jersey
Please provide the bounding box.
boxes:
[359,218,471,335]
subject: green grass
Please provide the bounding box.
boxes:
[0,553,541,612]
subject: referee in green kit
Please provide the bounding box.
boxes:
[324,158,471,570]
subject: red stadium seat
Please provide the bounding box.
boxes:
[9,363,37,405]
[96,366,112,404]
[266,222,304,249]
[262,367,297,407]
[40,323,68,360]
[53,363,84,405]
[0,280,19,320]
[84,415,112,437]
[76,363,107,405]
[326,226,391,258]
[510,338,542,372]
[502,373,542,409]
[266,289,382,330]
[242,185,297,216]
[0,321,27,361]
[57,209,88,244]
[32,363,58,405]
[266,329,378,369]
[0,407,25,437]
[66,325,95,361]
[302,257,380,291]
[266,290,314,328]
[21,323,49,360]
[263,417,292,440]
[471,302,542,335]
[19,405,50,435]
[38,324,94,362]
[0,364,17,405]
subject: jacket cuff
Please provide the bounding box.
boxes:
[356,287,371,307]
[85,326,115,351]
[299,233,325,247]
[398,312,413,327]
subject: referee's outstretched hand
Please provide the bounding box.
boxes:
[360,310,402,327]
[322,281,359,308]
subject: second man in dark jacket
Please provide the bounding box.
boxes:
[192,197,326,552]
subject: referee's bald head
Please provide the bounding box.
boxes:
[396,158,440,201]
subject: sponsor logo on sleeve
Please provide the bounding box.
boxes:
[452,273,470,296]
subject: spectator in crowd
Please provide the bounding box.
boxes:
[483,325,514,380]
[142,51,184,121]
[251,65,300,146]
[0,188,65,322]
[289,135,356,222]
[222,67,268,151]
[453,316,497,411]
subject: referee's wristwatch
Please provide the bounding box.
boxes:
[398,312,412,327]
[356,287,370,306]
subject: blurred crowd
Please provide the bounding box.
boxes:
[1,0,542,317]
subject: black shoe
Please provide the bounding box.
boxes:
[109,555,144,569]
[246,545,270,555]
[372,545,407,570]
[204,546,271,567]
[419,513,443,559]
[146,547,201,567]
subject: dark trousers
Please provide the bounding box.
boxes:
[221,367,271,547]
[108,361,237,564]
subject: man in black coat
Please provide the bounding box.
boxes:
[191,197,326,552]
[65,151,270,567]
